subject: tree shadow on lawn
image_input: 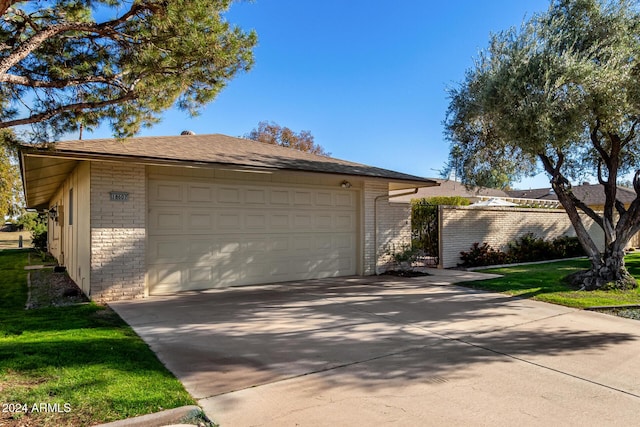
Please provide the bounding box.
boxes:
[110,277,640,397]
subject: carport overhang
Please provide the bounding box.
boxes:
[20,144,439,211]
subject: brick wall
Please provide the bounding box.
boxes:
[439,205,604,268]
[377,202,412,272]
[362,181,412,274]
[90,162,146,301]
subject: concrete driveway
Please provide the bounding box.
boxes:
[110,271,640,426]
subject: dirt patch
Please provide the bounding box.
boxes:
[26,269,89,309]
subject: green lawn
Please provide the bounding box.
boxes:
[464,252,640,308]
[0,249,197,427]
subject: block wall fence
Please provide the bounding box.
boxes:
[438,205,604,269]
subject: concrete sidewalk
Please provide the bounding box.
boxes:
[110,271,640,426]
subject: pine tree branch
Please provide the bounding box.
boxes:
[0,3,151,76]
[0,73,124,88]
[0,93,137,129]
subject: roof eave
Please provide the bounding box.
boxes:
[20,147,438,188]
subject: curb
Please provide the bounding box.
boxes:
[93,405,205,427]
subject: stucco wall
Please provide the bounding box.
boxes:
[90,162,146,301]
[439,205,604,268]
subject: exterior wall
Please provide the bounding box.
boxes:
[376,202,412,272]
[46,162,91,294]
[439,206,604,268]
[90,162,146,301]
[362,181,411,274]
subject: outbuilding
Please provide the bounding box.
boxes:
[20,133,436,301]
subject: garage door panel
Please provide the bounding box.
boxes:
[218,187,241,203]
[187,184,213,203]
[148,180,357,294]
[270,213,290,229]
[246,189,267,204]
[188,212,213,230]
[335,192,355,208]
[150,181,184,202]
[218,212,241,229]
[246,213,267,230]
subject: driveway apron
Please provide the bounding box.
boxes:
[110,271,640,426]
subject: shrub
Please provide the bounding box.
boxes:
[390,244,419,265]
[550,235,585,258]
[507,233,553,263]
[460,242,509,267]
[16,212,40,231]
[460,234,586,267]
[31,219,47,253]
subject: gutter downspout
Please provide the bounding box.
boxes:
[374,187,419,275]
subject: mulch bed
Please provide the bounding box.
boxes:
[26,268,89,309]
[588,306,640,321]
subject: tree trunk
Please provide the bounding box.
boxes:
[568,247,637,290]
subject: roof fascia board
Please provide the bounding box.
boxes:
[22,149,437,187]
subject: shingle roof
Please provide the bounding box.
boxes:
[507,183,637,206]
[20,133,437,209]
[391,179,509,202]
[28,133,434,183]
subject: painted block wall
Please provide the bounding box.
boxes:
[362,181,412,274]
[439,205,604,268]
[90,162,146,301]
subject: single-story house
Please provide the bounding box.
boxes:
[390,178,509,203]
[507,182,638,210]
[20,133,436,301]
[390,179,560,208]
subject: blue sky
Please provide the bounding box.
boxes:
[86,0,553,189]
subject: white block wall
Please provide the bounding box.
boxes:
[439,205,604,268]
[90,162,146,301]
[362,181,412,274]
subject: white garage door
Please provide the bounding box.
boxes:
[147,178,358,294]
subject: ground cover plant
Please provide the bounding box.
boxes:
[463,252,640,310]
[0,249,196,427]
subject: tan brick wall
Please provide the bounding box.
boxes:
[362,181,412,274]
[90,162,146,301]
[439,206,604,268]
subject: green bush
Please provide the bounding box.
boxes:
[551,235,585,258]
[30,217,47,253]
[507,233,552,263]
[411,196,470,257]
[16,212,40,231]
[460,242,510,267]
[460,234,585,267]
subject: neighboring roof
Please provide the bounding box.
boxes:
[507,183,637,206]
[391,179,509,203]
[20,133,437,209]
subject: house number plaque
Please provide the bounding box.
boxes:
[109,191,129,202]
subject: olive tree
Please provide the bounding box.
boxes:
[445,0,640,290]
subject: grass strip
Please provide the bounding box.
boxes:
[0,249,196,427]
[462,252,640,308]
